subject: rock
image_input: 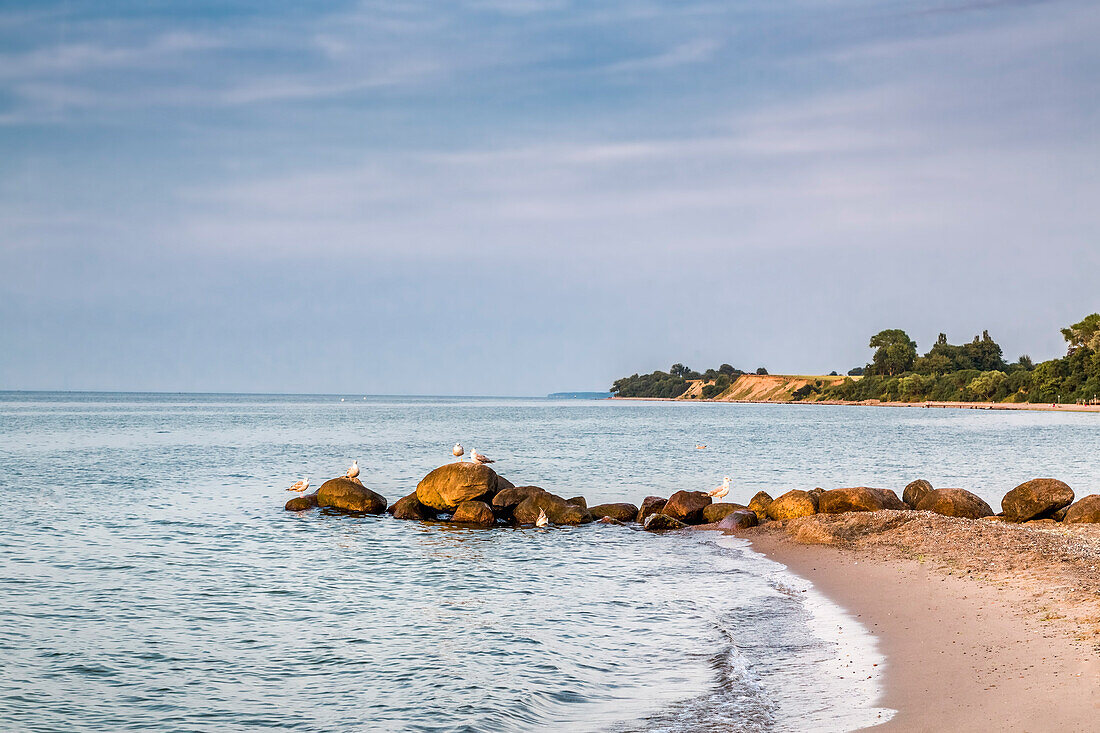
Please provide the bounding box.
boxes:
[390,492,435,521]
[1025,518,1056,525]
[1064,495,1100,524]
[766,490,818,521]
[596,516,626,525]
[495,475,516,493]
[637,496,668,524]
[1052,506,1069,522]
[317,477,387,514]
[874,488,909,511]
[514,492,592,525]
[452,500,496,527]
[748,491,774,519]
[643,513,687,531]
[492,485,546,514]
[818,487,886,514]
[284,492,319,511]
[663,490,712,524]
[566,496,588,510]
[903,479,934,509]
[717,510,758,531]
[916,488,993,519]
[1001,478,1074,523]
[702,503,748,524]
[416,462,500,512]
[589,503,639,522]
[808,487,825,503]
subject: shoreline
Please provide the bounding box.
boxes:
[739,514,1100,731]
[612,396,1100,413]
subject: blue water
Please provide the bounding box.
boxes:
[1,393,1097,731]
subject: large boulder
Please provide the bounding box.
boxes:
[703,503,748,524]
[491,485,547,519]
[416,462,500,512]
[317,477,387,514]
[1064,495,1100,523]
[284,492,319,511]
[748,491,773,519]
[1001,479,1074,522]
[766,490,818,521]
[663,490,713,524]
[589,503,639,522]
[566,496,588,510]
[514,492,592,525]
[643,513,687,531]
[818,487,886,514]
[390,492,435,521]
[916,489,993,519]
[903,479,934,509]
[717,509,758,531]
[636,496,668,524]
[874,488,909,511]
[452,500,496,527]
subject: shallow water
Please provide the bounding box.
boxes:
[1,393,1096,731]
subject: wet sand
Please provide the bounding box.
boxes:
[743,514,1100,731]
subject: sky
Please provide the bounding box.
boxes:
[1,0,1098,395]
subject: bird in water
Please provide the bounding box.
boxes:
[346,460,360,479]
[452,443,465,460]
[286,478,310,493]
[535,508,549,527]
[696,444,707,450]
[471,448,494,465]
[708,476,731,499]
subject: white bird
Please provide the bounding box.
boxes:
[452,443,465,460]
[287,478,310,493]
[346,460,360,479]
[535,508,549,527]
[709,476,731,499]
[471,448,494,465]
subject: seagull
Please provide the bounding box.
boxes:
[535,508,549,527]
[287,478,310,493]
[696,444,707,450]
[471,448,494,465]
[708,476,731,499]
[452,443,465,460]
[346,460,360,479]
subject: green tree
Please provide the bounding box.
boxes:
[756,367,769,375]
[1062,313,1100,353]
[868,329,917,376]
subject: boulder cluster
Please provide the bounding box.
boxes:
[285,464,1100,532]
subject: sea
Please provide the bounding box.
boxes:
[2,392,1098,732]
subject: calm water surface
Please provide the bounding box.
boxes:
[2,393,1097,732]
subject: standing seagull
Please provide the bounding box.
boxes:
[471,448,494,465]
[452,443,465,461]
[535,508,549,527]
[346,460,360,479]
[287,478,310,493]
[708,476,731,499]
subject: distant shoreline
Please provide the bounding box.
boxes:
[610,396,1100,413]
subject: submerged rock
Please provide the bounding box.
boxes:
[317,477,387,514]
[916,488,993,519]
[643,513,687,531]
[818,487,885,514]
[766,490,818,521]
[514,492,592,525]
[1001,478,1074,522]
[717,509,758,531]
[416,462,500,512]
[452,500,496,527]
[663,490,712,524]
[596,515,627,526]
[636,496,668,524]
[390,492,435,521]
[748,491,774,519]
[284,492,319,511]
[589,503,639,522]
[1064,495,1100,524]
[903,479,934,509]
[702,503,748,524]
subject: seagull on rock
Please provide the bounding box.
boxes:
[287,478,310,493]
[709,476,731,499]
[471,448,494,465]
[346,460,360,479]
[452,443,465,460]
[535,508,549,527]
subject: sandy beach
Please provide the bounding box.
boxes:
[742,513,1100,731]
[612,396,1100,413]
